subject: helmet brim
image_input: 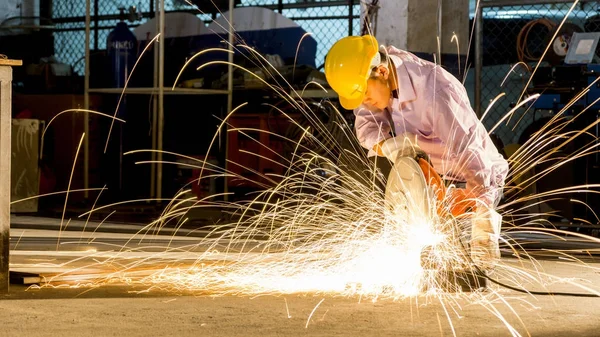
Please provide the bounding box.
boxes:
[339,92,366,111]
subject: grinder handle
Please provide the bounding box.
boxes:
[416,157,477,218]
[417,157,445,202]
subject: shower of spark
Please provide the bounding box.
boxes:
[54,147,457,299]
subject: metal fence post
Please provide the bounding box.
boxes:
[474,3,483,118]
[348,0,354,36]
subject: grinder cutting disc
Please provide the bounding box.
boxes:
[385,156,431,218]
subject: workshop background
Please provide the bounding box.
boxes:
[4,2,600,336]
[2,0,600,229]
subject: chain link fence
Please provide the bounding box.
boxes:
[476,1,600,146]
[51,0,359,76]
[51,0,600,146]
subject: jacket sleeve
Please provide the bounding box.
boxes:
[354,105,392,156]
[430,81,509,207]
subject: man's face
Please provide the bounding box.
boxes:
[363,66,391,110]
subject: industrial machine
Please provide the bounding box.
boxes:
[521,27,600,227]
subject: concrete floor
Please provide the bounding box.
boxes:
[4,215,600,337]
[1,277,600,337]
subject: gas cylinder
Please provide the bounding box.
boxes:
[105,10,138,193]
[106,10,138,89]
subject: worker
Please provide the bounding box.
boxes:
[324,35,509,268]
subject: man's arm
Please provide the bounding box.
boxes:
[431,82,509,207]
[354,105,392,156]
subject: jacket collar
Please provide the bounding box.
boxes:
[390,54,416,103]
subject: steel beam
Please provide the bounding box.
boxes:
[474,4,483,118]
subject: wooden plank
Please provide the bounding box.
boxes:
[0,65,13,292]
[0,59,22,67]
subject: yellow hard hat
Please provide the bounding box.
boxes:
[324,35,379,110]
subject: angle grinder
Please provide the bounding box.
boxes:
[382,136,488,293]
